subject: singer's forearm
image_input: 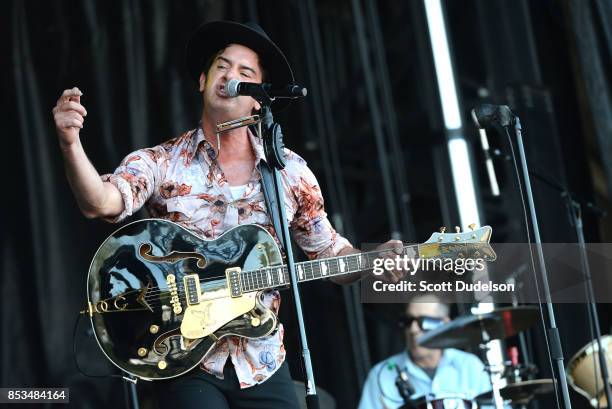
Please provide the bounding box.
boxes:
[61,140,124,218]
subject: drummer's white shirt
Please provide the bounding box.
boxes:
[358,348,492,409]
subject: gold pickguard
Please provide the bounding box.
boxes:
[180,289,257,339]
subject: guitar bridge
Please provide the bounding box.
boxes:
[226,267,242,298]
[183,274,202,306]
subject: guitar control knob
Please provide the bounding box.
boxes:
[158,360,167,370]
[251,317,261,327]
[137,347,147,357]
[149,325,159,334]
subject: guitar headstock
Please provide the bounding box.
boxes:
[419,224,497,261]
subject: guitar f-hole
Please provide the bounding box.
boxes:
[139,243,207,268]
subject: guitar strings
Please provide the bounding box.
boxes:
[138,244,419,303]
[116,242,486,307]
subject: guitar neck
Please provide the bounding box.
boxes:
[239,244,421,293]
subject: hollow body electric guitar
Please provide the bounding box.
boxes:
[86,218,495,380]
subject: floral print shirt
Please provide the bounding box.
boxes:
[101,127,352,388]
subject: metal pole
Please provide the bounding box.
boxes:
[572,203,612,408]
[513,118,572,409]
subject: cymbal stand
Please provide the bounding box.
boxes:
[480,323,506,409]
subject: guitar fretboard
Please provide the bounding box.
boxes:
[239,244,420,292]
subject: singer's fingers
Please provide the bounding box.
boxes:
[57,87,83,105]
[57,101,87,116]
[60,118,83,129]
[56,112,84,128]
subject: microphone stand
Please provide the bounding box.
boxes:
[122,375,139,409]
[508,116,573,409]
[527,170,612,407]
[567,196,612,408]
[254,93,321,409]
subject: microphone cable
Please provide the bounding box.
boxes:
[72,312,134,382]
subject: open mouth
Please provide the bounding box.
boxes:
[217,85,228,97]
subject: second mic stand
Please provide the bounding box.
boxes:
[524,169,611,407]
[256,100,321,409]
[567,195,612,408]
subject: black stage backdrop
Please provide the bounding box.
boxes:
[3,2,363,407]
[4,1,612,409]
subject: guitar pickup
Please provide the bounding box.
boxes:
[225,267,242,298]
[183,274,202,306]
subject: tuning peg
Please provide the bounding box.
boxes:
[455,226,461,233]
[439,227,446,233]
[468,223,477,231]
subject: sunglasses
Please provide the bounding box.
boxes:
[398,315,446,331]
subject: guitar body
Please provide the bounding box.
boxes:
[86,218,495,381]
[87,219,283,380]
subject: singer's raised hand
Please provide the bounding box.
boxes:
[52,87,88,148]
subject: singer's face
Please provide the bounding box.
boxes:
[199,44,263,116]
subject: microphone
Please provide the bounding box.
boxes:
[470,104,514,128]
[393,364,416,406]
[225,79,307,99]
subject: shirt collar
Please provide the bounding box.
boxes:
[403,349,451,382]
[189,126,267,165]
[248,127,267,165]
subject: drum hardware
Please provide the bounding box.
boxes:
[475,378,555,408]
[417,306,542,409]
[410,396,476,409]
[478,322,506,409]
[501,346,538,384]
[501,362,538,384]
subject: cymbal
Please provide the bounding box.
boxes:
[475,379,555,405]
[417,306,540,349]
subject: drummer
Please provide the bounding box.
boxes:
[358,294,491,408]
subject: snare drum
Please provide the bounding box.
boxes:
[413,397,476,409]
[567,335,612,408]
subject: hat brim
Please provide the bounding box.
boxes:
[185,21,294,111]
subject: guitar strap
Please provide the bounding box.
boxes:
[258,160,285,251]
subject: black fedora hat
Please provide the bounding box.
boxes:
[185,20,294,110]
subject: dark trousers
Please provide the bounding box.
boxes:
[155,361,300,409]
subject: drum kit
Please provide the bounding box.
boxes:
[409,305,555,409]
[292,304,612,409]
[567,335,612,408]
